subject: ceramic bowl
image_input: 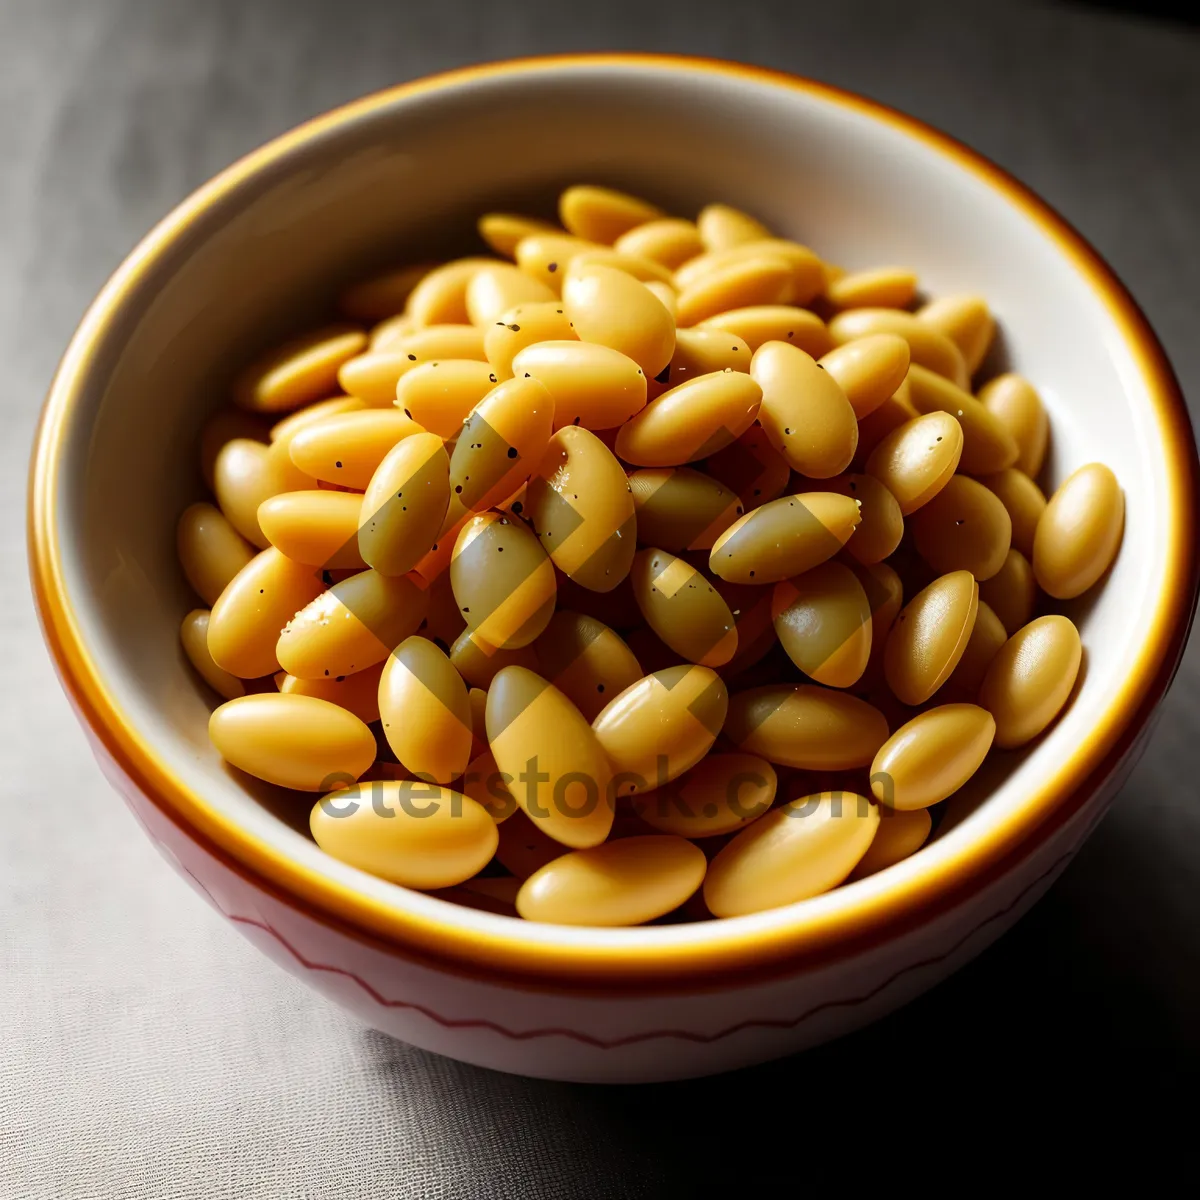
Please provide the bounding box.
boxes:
[29,55,1198,1082]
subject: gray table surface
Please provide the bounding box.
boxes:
[2,0,1197,1194]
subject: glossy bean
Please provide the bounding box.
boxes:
[696,203,771,251]
[709,492,861,585]
[978,373,1049,478]
[629,466,743,552]
[517,835,706,926]
[945,600,1007,698]
[512,340,646,430]
[484,300,576,381]
[207,547,324,679]
[826,267,917,311]
[978,548,1037,634]
[406,259,497,326]
[311,781,498,888]
[214,437,313,548]
[828,308,968,388]
[562,263,676,378]
[559,185,663,244]
[906,363,1018,475]
[279,660,385,725]
[593,665,728,795]
[477,213,559,258]
[917,295,994,376]
[883,570,978,706]
[870,703,995,810]
[289,409,423,489]
[276,568,428,679]
[910,474,1012,580]
[181,610,245,700]
[177,502,256,606]
[818,334,911,419]
[978,615,1082,748]
[614,218,705,269]
[210,693,375,790]
[632,752,776,839]
[234,325,366,413]
[848,808,932,880]
[394,360,497,438]
[704,791,880,917]
[630,548,738,667]
[1033,463,1124,599]
[723,684,888,769]
[258,490,365,569]
[465,263,556,326]
[865,412,963,515]
[358,432,450,576]
[751,341,858,477]
[771,561,872,688]
[979,468,1046,558]
[532,610,643,723]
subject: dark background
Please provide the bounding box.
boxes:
[1,0,1197,1194]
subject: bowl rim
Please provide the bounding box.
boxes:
[28,52,1200,988]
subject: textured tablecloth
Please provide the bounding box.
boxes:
[2,0,1198,1194]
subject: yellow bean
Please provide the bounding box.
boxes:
[978,373,1049,478]
[848,807,932,880]
[771,561,872,688]
[1033,463,1124,599]
[478,213,559,258]
[945,600,1007,698]
[514,232,603,292]
[233,324,366,413]
[339,262,438,321]
[696,203,771,251]
[393,359,495,439]
[525,426,636,591]
[207,547,324,679]
[978,548,1037,634]
[614,218,705,269]
[487,667,615,847]
[465,263,556,326]
[210,693,375,790]
[818,334,911,419]
[695,305,827,358]
[723,684,888,769]
[483,300,576,381]
[808,474,903,565]
[870,703,995,810]
[629,466,743,552]
[369,313,421,351]
[632,752,775,839]
[378,636,473,784]
[676,255,797,327]
[593,665,728,795]
[751,341,858,477]
[643,280,678,320]
[917,294,994,376]
[177,502,256,606]
[978,467,1046,558]
[512,340,646,431]
[559,184,663,244]
[865,412,963,515]
[451,512,556,650]
[562,263,676,378]
[199,408,272,491]
[406,258,497,326]
[847,559,904,661]
[703,425,791,510]
[674,240,823,304]
[655,328,752,396]
[828,309,968,388]
[570,248,675,285]
[287,408,422,490]
[906,363,1018,475]
[826,267,917,311]
[852,381,919,467]
[279,660,385,724]
[978,615,1082,747]
[358,432,450,576]
[276,568,428,679]
[630,549,738,667]
[449,628,539,689]
[910,474,1012,580]
[214,437,313,548]
[442,375,554,529]
[517,835,706,926]
[268,395,366,445]
[181,610,245,700]
[709,492,861,584]
[883,570,978,706]
[532,610,643,723]
[311,780,498,888]
[704,791,880,917]
[614,370,761,466]
[258,490,365,569]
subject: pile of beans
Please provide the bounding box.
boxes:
[178,185,1124,926]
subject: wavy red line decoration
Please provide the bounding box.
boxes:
[182,845,1076,1049]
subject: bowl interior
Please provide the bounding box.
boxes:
[48,61,1177,953]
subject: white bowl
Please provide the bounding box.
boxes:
[29,55,1199,1082]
